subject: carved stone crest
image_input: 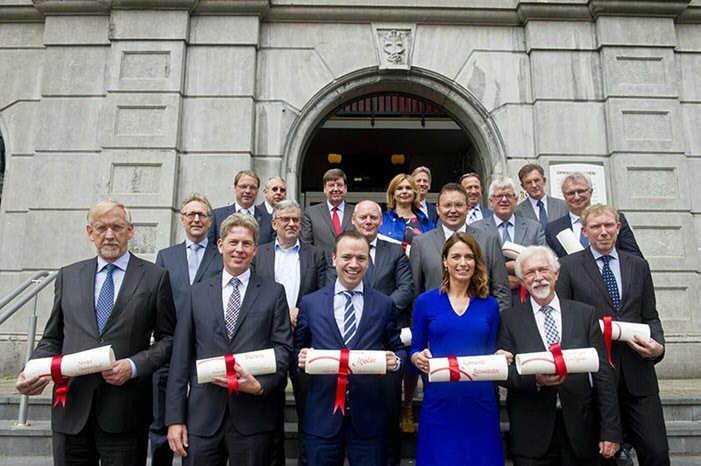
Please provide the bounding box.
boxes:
[373,24,415,70]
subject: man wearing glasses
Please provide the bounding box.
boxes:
[544,172,642,259]
[150,193,223,466]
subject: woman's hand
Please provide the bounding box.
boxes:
[411,348,432,374]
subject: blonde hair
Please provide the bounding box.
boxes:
[220,213,260,244]
[581,204,619,228]
[386,174,420,210]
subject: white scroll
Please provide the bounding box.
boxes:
[502,241,525,260]
[428,354,509,382]
[305,349,386,375]
[196,348,277,384]
[400,327,412,346]
[555,229,585,255]
[599,320,650,342]
[515,347,599,375]
[24,345,116,379]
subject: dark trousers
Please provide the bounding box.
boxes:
[150,365,173,466]
[306,411,387,466]
[512,411,591,466]
[290,365,310,466]
[52,399,148,466]
[384,368,403,466]
[618,389,670,466]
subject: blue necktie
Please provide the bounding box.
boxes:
[600,256,620,311]
[187,243,202,285]
[96,264,116,334]
[500,221,512,244]
[579,228,589,248]
[366,246,375,284]
[537,199,547,228]
[541,305,560,345]
[467,207,479,225]
[342,290,357,346]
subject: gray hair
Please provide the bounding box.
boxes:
[220,213,260,244]
[272,199,301,218]
[560,171,592,194]
[180,193,212,216]
[581,204,619,228]
[514,246,560,280]
[87,200,131,225]
[411,166,432,182]
[265,176,286,188]
[488,177,517,198]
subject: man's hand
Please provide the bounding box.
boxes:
[627,335,664,359]
[599,440,620,459]
[508,275,521,290]
[411,348,432,374]
[212,365,263,395]
[298,348,309,369]
[495,349,514,365]
[289,307,299,329]
[15,371,50,396]
[535,373,562,386]
[167,424,188,457]
[385,351,399,372]
[102,359,133,386]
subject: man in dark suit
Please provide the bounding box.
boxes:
[325,200,413,466]
[295,230,406,466]
[544,172,642,258]
[497,245,621,465]
[252,199,326,466]
[556,204,669,466]
[16,200,177,466]
[150,193,223,466]
[410,183,510,312]
[301,168,355,252]
[259,176,287,215]
[514,163,568,227]
[166,213,293,465]
[460,173,493,224]
[473,177,545,304]
[208,169,274,245]
[411,166,438,224]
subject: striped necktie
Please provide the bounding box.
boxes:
[342,290,357,346]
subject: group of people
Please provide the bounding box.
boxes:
[14,163,669,466]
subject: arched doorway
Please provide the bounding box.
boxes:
[282,68,507,206]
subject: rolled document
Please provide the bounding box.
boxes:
[516,347,599,375]
[599,320,650,342]
[555,229,585,255]
[196,348,276,384]
[502,241,525,260]
[24,345,115,379]
[305,349,387,375]
[428,354,508,382]
[400,327,412,346]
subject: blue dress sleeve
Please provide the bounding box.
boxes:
[410,292,430,359]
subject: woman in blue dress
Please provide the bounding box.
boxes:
[411,232,504,466]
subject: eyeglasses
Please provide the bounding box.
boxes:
[563,189,591,198]
[92,224,128,234]
[522,267,554,279]
[491,194,516,201]
[181,211,210,219]
[275,216,301,224]
[236,184,258,191]
[439,203,467,210]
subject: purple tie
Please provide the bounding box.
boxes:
[225,277,242,338]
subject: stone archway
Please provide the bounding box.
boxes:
[281,67,508,198]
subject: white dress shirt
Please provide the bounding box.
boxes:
[274,239,301,308]
[531,294,563,350]
[442,224,467,242]
[527,196,547,218]
[221,268,251,319]
[235,202,254,216]
[569,212,583,241]
[333,280,364,335]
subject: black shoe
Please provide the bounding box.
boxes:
[615,448,634,466]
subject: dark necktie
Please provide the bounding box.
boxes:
[600,256,620,311]
[537,199,547,228]
[96,264,116,334]
[342,290,357,346]
[225,277,242,338]
[366,245,375,283]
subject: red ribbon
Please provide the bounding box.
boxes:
[602,316,616,369]
[50,355,69,408]
[549,343,568,381]
[224,354,239,395]
[519,285,527,303]
[333,349,350,415]
[447,356,460,382]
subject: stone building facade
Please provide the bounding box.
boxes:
[0,0,700,377]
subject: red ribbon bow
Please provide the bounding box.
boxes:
[333,349,350,415]
[447,356,460,382]
[50,355,69,408]
[549,343,568,381]
[224,354,239,395]
[602,316,616,369]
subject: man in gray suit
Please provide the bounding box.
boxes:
[473,177,545,304]
[514,163,568,228]
[410,183,510,312]
[301,168,355,252]
[16,200,177,466]
[166,213,293,465]
[150,193,223,466]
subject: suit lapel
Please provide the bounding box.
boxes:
[208,275,229,340]
[324,288,346,348]
[430,228,445,257]
[352,288,374,350]
[341,203,353,230]
[194,241,218,283]
[298,246,310,297]
[81,259,100,336]
[581,250,615,309]
[320,204,336,237]
[256,243,275,278]
[371,241,388,287]
[618,251,632,308]
[104,254,145,333]
[519,302,549,351]
[514,217,527,245]
[559,303,575,349]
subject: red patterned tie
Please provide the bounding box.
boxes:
[332,206,341,236]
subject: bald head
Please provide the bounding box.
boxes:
[352,200,382,242]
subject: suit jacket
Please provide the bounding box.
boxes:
[325,239,414,317]
[425,202,439,225]
[545,211,643,259]
[155,240,223,316]
[32,254,177,434]
[514,195,568,224]
[208,203,274,245]
[496,299,621,460]
[472,214,546,248]
[409,226,511,312]
[556,248,665,396]
[252,241,327,307]
[294,285,406,438]
[300,202,355,252]
[165,273,293,436]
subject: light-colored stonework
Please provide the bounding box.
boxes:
[1,0,700,377]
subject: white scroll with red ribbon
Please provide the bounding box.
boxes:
[515,347,599,376]
[400,328,412,346]
[196,348,277,386]
[305,349,387,375]
[556,229,585,255]
[24,345,116,408]
[599,320,650,342]
[428,354,508,382]
[502,241,525,260]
